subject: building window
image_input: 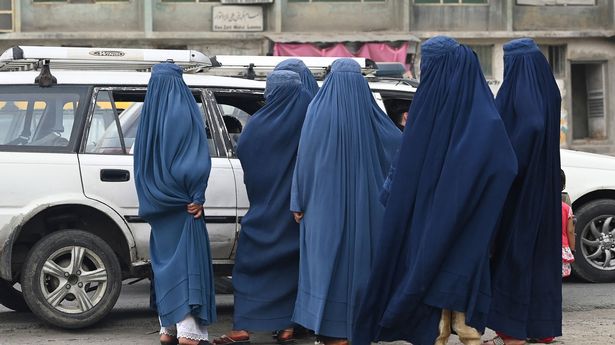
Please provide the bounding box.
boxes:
[288,0,386,2]
[160,0,219,2]
[415,0,487,4]
[468,45,493,78]
[571,62,607,140]
[517,0,595,5]
[33,0,130,3]
[539,45,566,78]
[0,0,13,32]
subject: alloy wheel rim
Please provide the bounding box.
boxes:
[581,216,615,271]
[39,246,108,314]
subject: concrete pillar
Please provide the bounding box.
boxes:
[13,0,21,32]
[507,0,513,32]
[407,1,414,31]
[144,0,153,34]
[401,0,410,31]
[274,0,284,33]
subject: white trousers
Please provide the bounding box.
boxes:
[160,315,209,342]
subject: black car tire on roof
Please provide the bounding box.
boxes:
[21,229,122,328]
[572,199,615,283]
[0,279,30,312]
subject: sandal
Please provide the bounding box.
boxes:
[274,329,295,344]
[161,335,179,345]
[483,336,527,345]
[177,337,212,345]
[293,326,312,339]
[212,334,250,345]
[320,336,349,345]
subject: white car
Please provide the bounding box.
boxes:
[0,47,414,328]
[0,47,612,331]
[561,149,615,283]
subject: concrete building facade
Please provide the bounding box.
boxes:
[0,0,614,153]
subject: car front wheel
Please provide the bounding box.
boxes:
[572,199,615,283]
[21,230,122,328]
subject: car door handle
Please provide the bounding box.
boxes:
[100,169,130,182]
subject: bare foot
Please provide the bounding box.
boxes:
[178,337,200,345]
[212,330,250,345]
[276,328,294,343]
[228,330,249,338]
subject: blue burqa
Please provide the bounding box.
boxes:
[274,58,320,97]
[353,36,518,345]
[290,58,401,339]
[134,63,216,327]
[487,38,562,340]
[232,70,313,330]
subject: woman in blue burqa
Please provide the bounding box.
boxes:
[484,38,562,345]
[290,58,401,345]
[213,70,313,345]
[353,36,518,345]
[274,58,319,97]
[134,62,216,345]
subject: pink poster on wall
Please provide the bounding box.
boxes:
[273,42,410,67]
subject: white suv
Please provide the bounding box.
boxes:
[0,47,416,328]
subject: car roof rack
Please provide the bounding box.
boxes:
[366,76,420,88]
[207,55,378,80]
[0,46,214,73]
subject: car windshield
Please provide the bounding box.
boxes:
[0,86,89,150]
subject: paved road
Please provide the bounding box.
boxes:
[1,279,614,345]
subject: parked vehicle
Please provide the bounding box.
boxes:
[0,47,415,328]
[561,149,615,283]
[0,47,613,330]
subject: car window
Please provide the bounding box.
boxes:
[378,91,413,131]
[0,86,87,151]
[86,91,124,154]
[85,89,216,156]
[212,91,265,153]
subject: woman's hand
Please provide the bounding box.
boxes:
[293,212,304,224]
[187,203,204,219]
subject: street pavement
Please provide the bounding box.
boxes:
[0,279,614,345]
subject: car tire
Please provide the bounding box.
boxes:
[0,279,29,312]
[21,230,122,328]
[572,199,615,283]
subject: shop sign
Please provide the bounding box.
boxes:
[213,5,264,32]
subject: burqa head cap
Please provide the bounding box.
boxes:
[503,38,541,56]
[151,62,183,78]
[421,36,460,58]
[330,58,362,74]
[275,58,319,96]
[274,58,309,75]
[419,36,465,74]
[264,70,301,99]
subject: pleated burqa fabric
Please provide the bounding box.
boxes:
[290,58,401,339]
[487,38,562,340]
[274,58,319,97]
[232,70,313,331]
[353,36,518,345]
[134,63,216,327]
